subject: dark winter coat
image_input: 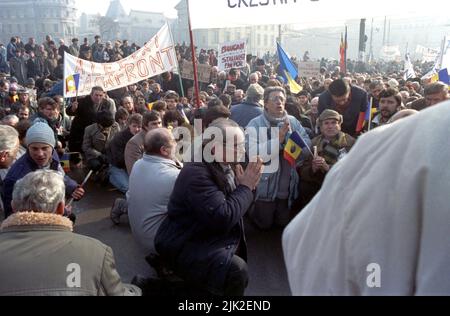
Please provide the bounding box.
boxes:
[2,151,78,218]
[318,85,368,137]
[155,162,254,295]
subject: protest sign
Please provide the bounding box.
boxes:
[218,39,247,71]
[181,60,212,83]
[298,61,321,78]
[64,23,177,98]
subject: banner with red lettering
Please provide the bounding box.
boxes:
[63,23,177,98]
[218,39,247,71]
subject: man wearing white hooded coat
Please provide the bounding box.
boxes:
[283,101,450,295]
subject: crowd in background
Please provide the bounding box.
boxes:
[0,32,449,296]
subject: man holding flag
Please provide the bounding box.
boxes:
[246,86,311,230]
[299,110,355,208]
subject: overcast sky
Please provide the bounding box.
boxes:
[76,0,180,17]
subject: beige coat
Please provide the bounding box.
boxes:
[82,123,120,162]
[125,130,146,175]
[0,212,140,296]
[283,102,450,295]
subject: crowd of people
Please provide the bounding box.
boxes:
[0,33,449,296]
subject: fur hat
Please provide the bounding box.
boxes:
[319,109,343,124]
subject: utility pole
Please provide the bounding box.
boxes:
[278,24,282,45]
[368,18,374,63]
[382,16,387,46]
[387,19,391,46]
[358,18,367,62]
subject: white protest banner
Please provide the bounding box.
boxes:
[180,60,212,83]
[298,61,321,78]
[64,23,176,98]
[380,46,402,62]
[188,0,446,30]
[218,39,247,71]
[415,45,439,63]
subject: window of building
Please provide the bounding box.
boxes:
[257,34,261,46]
[264,35,268,46]
[54,24,59,32]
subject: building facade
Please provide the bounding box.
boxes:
[174,0,280,56]
[0,0,78,44]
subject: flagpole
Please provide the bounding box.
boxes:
[166,20,185,98]
[186,0,201,108]
[367,97,374,132]
[344,25,348,74]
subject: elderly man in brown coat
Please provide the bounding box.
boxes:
[0,170,141,296]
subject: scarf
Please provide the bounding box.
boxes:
[263,110,289,127]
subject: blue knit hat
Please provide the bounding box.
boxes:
[26,122,55,148]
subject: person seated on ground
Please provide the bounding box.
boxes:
[371,88,403,130]
[299,110,355,208]
[283,101,450,295]
[128,128,181,257]
[155,119,264,296]
[16,104,30,121]
[115,107,129,131]
[163,110,185,130]
[106,114,142,194]
[11,88,38,116]
[110,112,163,225]
[82,110,120,174]
[0,125,20,218]
[2,122,84,219]
[14,119,30,158]
[1,114,19,127]
[135,95,149,115]
[52,95,72,147]
[67,86,116,154]
[124,111,162,176]
[164,91,180,112]
[148,83,164,103]
[0,170,141,296]
[151,100,167,119]
[120,96,136,115]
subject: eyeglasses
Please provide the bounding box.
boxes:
[268,96,286,103]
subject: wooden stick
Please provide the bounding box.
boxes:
[66,170,93,207]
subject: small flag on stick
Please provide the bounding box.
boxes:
[283,131,312,167]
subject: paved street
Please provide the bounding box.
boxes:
[71,173,292,296]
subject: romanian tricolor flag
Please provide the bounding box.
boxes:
[356,100,377,133]
[340,27,348,74]
[60,153,70,173]
[65,73,80,95]
[277,43,302,94]
[284,131,308,168]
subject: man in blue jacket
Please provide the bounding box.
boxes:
[246,86,312,230]
[2,122,84,218]
[155,119,263,296]
[318,79,368,137]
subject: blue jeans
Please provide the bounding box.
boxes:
[109,166,129,194]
